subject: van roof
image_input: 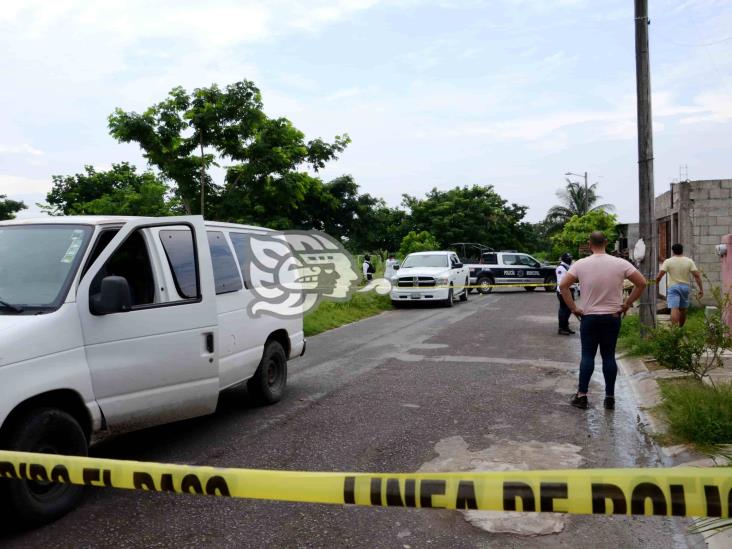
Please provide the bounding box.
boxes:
[0,215,272,232]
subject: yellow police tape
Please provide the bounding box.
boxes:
[0,451,729,517]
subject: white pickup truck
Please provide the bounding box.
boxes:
[389,251,470,307]
[0,216,305,526]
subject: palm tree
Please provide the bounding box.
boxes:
[545,179,614,233]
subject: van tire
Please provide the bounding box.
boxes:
[248,340,288,405]
[544,276,557,292]
[1,408,87,527]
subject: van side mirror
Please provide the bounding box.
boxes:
[393,265,400,270]
[90,276,132,315]
[453,263,463,269]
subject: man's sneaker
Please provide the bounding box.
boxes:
[558,328,575,335]
[604,396,615,410]
[570,394,588,409]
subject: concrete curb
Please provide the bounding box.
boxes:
[617,354,731,548]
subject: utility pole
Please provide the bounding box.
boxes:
[635,0,657,331]
[200,133,205,218]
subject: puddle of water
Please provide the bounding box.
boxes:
[418,436,584,536]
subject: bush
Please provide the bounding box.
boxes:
[651,323,705,374]
[649,288,732,381]
[659,380,732,446]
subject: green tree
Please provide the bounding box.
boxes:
[109,80,349,219]
[551,210,618,258]
[42,163,175,216]
[545,179,614,233]
[402,185,530,250]
[398,230,441,257]
[0,195,27,220]
[517,221,553,258]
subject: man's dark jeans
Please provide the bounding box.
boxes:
[557,290,574,330]
[578,313,622,396]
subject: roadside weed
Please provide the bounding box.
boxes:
[658,380,732,446]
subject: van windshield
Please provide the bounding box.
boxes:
[0,224,93,312]
[401,254,448,268]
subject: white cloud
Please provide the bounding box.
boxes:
[680,91,732,124]
[0,175,51,196]
[0,144,43,157]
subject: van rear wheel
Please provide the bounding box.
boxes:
[1,408,87,527]
[248,340,288,405]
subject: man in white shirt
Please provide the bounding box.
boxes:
[556,252,575,335]
[384,254,399,279]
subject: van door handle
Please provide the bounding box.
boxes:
[205,333,214,354]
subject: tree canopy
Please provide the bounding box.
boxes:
[551,210,618,258]
[0,195,27,220]
[399,230,441,257]
[108,81,349,217]
[545,179,614,233]
[41,79,564,259]
[402,185,532,250]
[43,163,175,216]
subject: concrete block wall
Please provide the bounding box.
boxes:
[689,180,732,293]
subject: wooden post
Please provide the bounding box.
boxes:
[635,0,657,331]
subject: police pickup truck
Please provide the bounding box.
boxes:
[467,251,557,293]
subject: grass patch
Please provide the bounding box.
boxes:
[658,379,732,447]
[617,314,656,356]
[304,291,392,337]
[617,308,705,357]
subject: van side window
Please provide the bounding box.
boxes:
[207,231,243,295]
[81,229,120,278]
[92,230,155,306]
[159,229,199,299]
[228,233,250,288]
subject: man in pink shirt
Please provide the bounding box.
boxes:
[559,231,647,410]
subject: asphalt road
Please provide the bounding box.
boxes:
[2,290,704,548]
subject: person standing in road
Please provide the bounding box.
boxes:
[384,254,398,279]
[556,252,575,335]
[559,231,647,410]
[362,254,374,282]
[655,243,703,327]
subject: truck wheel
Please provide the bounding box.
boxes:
[478,276,493,294]
[443,286,454,308]
[459,278,469,301]
[248,340,288,405]
[544,276,557,292]
[1,408,87,527]
[524,286,536,292]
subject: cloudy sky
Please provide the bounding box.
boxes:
[2,0,731,222]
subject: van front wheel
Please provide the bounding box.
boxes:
[1,408,87,527]
[248,340,288,405]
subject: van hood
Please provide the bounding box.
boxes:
[395,266,451,277]
[0,305,84,367]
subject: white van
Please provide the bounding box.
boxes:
[0,216,305,525]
